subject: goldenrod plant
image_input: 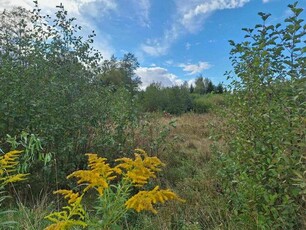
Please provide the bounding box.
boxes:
[44,190,87,230]
[0,150,29,228]
[0,150,29,187]
[45,149,185,229]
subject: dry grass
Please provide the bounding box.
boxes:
[133,112,231,229]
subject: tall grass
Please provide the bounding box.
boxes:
[133,113,231,229]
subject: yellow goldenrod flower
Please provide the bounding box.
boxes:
[54,190,80,204]
[0,150,23,171]
[44,192,87,230]
[125,186,185,214]
[115,150,165,187]
[67,170,109,195]
[44,221,73,230]
[86,153,116,180]
[0,150,28,187]
[67,153,116,196]
[1,173,29,184]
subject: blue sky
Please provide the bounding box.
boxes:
[1,0,305,89]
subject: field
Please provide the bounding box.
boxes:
[1,112,229,229]
[0,2,305,229]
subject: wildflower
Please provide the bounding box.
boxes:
[1,173,28,184]
[86,153,116,180]
[45,191,87,230]
[0,150,23,171]
[67,153,116,196]
[54,190,80,204]
[125,186,185,214]
[115,149,165,187]
[0,150,29,186]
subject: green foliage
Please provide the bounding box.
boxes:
[99,53,141,93]
[6,131,52,173]
[193,76,223,95]
[217,2,306,229]
[192,94,226,113]
[0,3,141,192]
[140,84,193,115]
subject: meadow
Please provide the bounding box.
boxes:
[0,1,305,229]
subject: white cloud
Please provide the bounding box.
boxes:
[178,61,212,75]
[0,0,117,16]
[93,37,114,59]
[135,67,183,90]
[130,0,151,27]
[141,24,179,56]
[141,41,168,56]
[262,0,272,3]
[178,0,250,32]
[141,0,250,56]
[165,60,174,65]
[0,0,116,59]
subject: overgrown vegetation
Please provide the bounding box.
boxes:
[215,2,306,229]
[139,79,225,115]
[0,3,140,192]
[0,1,305,229]
[45,149,184,229]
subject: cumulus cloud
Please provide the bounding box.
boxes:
[178,0,250,32]
[141,0,250,56]
[135,67,184,90]
[262,0,272,3]
[178,61,212,75]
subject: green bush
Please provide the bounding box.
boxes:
[0,4,140,193]
[192,94,225,113]
[140,84,193,115]
[216,2,306,229]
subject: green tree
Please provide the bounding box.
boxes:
[206,79,215,93]
[189,84,194,93]
[194,76,205,94]
[141,83,166,112]
[215,83,224,94]
[99,53,141,92]
[217,2,306,229]
[0,3,140,194]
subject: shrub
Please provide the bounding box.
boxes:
[192,94,225,113]
[216,2,306,229]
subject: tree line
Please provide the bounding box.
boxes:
[139,77,225,115]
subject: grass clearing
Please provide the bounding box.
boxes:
[132,112,230,229]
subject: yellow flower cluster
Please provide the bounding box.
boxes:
[67,153,116,196]
[115,149,165,187]
[45,190,87,230]
[0,150,28,186]
[45,149,185,229]
[125,186,185,214]
[54,190,81,204]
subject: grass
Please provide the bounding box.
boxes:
[132,112,231,229]
[0,112,230,229]
[0,191,52,229]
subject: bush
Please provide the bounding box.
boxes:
[0,4,140,192]
[192,94,225,113]
[140,84,193,115]
[216,2,306,229]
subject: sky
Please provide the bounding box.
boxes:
[1,0,305,89]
